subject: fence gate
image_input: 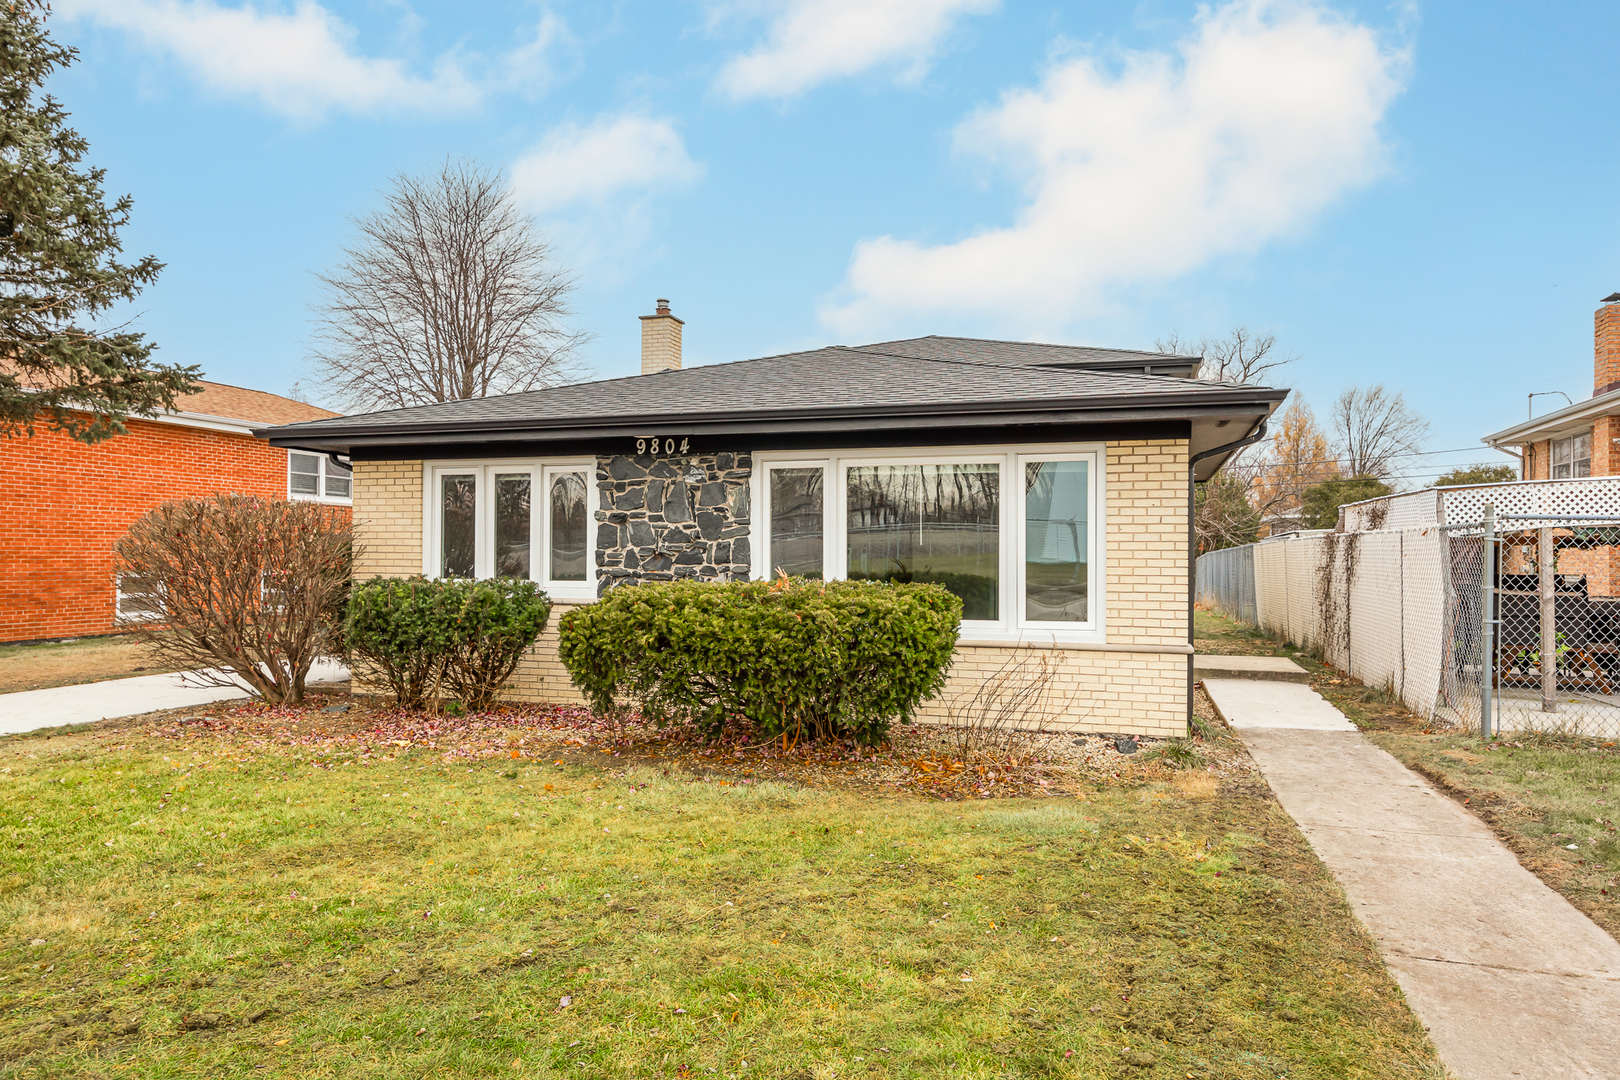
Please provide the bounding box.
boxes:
[1447,511,1620,740]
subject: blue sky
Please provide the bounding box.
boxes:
[45,0,1620,483]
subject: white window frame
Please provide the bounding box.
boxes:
[1551,431,1592,480]
[753,443,1106,644]
[422,458,595,602]
[115,573,165,623]
[288,451,353,504]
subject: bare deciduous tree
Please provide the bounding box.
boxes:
[1155,326,1296,387]
[311,159,587,411]
[1332,384,1431,481]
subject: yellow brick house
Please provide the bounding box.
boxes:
[261,301,1285,738]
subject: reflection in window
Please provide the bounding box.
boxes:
[440,474,476,578]
[325,458,352,499]
[770,468,824,579]
[846,463,999,620]
[549,473,588,581]
[494,474,531,579]
[1025,460,1088,622]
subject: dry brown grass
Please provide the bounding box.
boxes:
[0,635,183,694]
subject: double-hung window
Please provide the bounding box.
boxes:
[424,460,594,601]
[289,451,353,502]
[755,445,1104,642]
[1551,431,1592,479]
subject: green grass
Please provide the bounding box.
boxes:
[0,724,1443,1079]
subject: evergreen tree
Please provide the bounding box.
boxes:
[1,0,197,444]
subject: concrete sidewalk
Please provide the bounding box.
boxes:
[1204,677,1620,1079]
[0,660,349,737]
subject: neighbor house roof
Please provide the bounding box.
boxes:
[260,336,1285,479]
[1481,388,1620,449]
[176,381,340,427]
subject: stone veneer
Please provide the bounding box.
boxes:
[594,453,752,595]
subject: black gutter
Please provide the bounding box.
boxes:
[1185,415,1271,731]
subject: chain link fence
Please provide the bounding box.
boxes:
[1211,511,1620,740]
[1458,514,1620,739]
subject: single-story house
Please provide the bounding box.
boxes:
[262,301,1286,737]
[0,380,345,644]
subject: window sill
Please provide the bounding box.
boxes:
[955,634,1192,655]
[290,494,353,505]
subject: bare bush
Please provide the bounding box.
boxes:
[115,495,355,704]
[934,650,1070,764]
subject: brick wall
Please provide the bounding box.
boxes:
[351,461,425,578]
[1596,301,1620,396]
[0,419,303,643]
[351,442,1193,735]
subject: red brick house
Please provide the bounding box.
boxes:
[0,382,345,644]
[1483,293,1620,480]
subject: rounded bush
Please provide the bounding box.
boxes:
[346,577,551,710]
[557,577,962,744]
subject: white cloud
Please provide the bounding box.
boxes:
[510,115,703,213]
[821,0,1407,331]
[716,0,998,100]
[56,0,569,119]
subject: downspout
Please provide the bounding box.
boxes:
[1186,416,1270,730]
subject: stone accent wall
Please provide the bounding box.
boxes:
[594,453,753,595]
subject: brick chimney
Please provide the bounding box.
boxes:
[1596,292,1620,395]
[640,298,683,375]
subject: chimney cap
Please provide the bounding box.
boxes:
[656,298,671,313]
[1604,292,1620,304]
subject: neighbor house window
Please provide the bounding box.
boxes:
[756,446,1103,640]
[288,452,353,502]
[424,460,594,601]
[1551,432,1591,479]
[115,573,164,622]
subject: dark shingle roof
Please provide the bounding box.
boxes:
[859,336,1199,370]
[261,336,1283,451]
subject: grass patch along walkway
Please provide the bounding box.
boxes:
[0,706,1443,1078]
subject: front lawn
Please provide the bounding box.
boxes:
[0,707,1442,1079]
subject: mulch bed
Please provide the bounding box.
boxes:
[72,683,1259,801]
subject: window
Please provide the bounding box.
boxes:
[289,452,353,502]
[755,445,1103,641]
[1551,432,1591,479]
[115,573,164,622]
[424,460,595,601]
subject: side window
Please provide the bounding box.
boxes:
[116,574,164,621]
[289,452,321,496]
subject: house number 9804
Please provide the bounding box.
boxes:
[637,436,690,456]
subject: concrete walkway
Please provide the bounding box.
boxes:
[0,660,350,737]
[1204,677,1620,1079]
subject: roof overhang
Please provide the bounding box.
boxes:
[1482,389,1620,448]
[262,387,1286,479]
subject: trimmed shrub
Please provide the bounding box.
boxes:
[557,577,962,744]
[346,577,551,710]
